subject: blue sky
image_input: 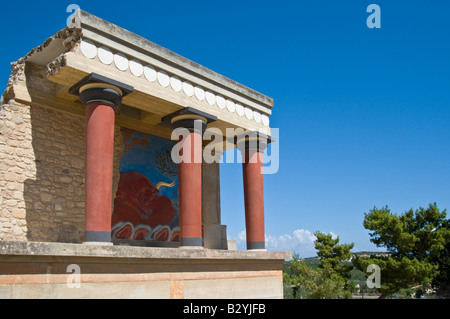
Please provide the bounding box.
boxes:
[1,1,449,257]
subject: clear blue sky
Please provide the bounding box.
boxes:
[1,1,449,257]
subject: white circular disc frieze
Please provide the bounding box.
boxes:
[80,40,97,59]
[262,115,270,127]
[226,99,236,113]
[205,91,216,106]
[114,53,129,71]
[158,71,170,87]
[194,86,205,101]
[98,46,113,65]
[170,76,182,92]
[253,111,262,124]
[244,107,253,120]
[183,81,194,97]
[144,65,157,82]
[216,95,226,109]
[129,59,144,77]
[235,103,245,117]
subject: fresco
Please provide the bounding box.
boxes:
[111,128,180,242]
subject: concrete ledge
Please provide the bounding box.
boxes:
[0,241,291,299]
[0,241,291,261]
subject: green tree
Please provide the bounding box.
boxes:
[355,203,450,298]
[314,232,355,297]
[284,233,355,299]
[284,254,346,299]
[431,221,450,297]
[314,232,354,281]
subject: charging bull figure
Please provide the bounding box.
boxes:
[111,171,176,239]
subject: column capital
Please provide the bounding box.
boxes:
[69,73,134,108]
[162,107,217,134]
[235,131,272,153]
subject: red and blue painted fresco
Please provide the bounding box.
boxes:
[111,128,180,242]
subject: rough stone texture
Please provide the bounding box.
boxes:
[1,27,81,106]
[0,100,34,241]
[0,99,123,243]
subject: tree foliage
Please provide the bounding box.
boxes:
[283,203,450,298]
[355,203,450,297]
[314,232,354,282]
[284,232,355,299]
[431,221,450,297]
[284,254,348,299]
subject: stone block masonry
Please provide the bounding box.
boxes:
[0,100,33,241]
[0,100,123,243]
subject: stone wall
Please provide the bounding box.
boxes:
[0,100,123,243]
[0,100,34,241]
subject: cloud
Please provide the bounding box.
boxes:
[231,229,319,258]
[329,232,338,240]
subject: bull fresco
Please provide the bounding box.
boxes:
[111,128,180,242]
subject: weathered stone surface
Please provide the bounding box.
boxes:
[0,241,291,261]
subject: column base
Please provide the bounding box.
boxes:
[180,237,203,248]
[247,241,265,250]
[85,231,112,244]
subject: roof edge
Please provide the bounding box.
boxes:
[74,10,274,109]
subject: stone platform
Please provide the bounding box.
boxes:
[0,241,291,299]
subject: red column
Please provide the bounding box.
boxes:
[84,102,116,243]
[69,74,133,244]
[236,133,270,250]
[242,150,266,250]
[177,130,203,247]
[164,108,216,248]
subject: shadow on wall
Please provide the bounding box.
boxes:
[24,101,125,243]
[24,104,87,243]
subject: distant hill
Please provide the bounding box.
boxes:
[300,251,391,265]
[352,251,391,258]
[284,251,391,287]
